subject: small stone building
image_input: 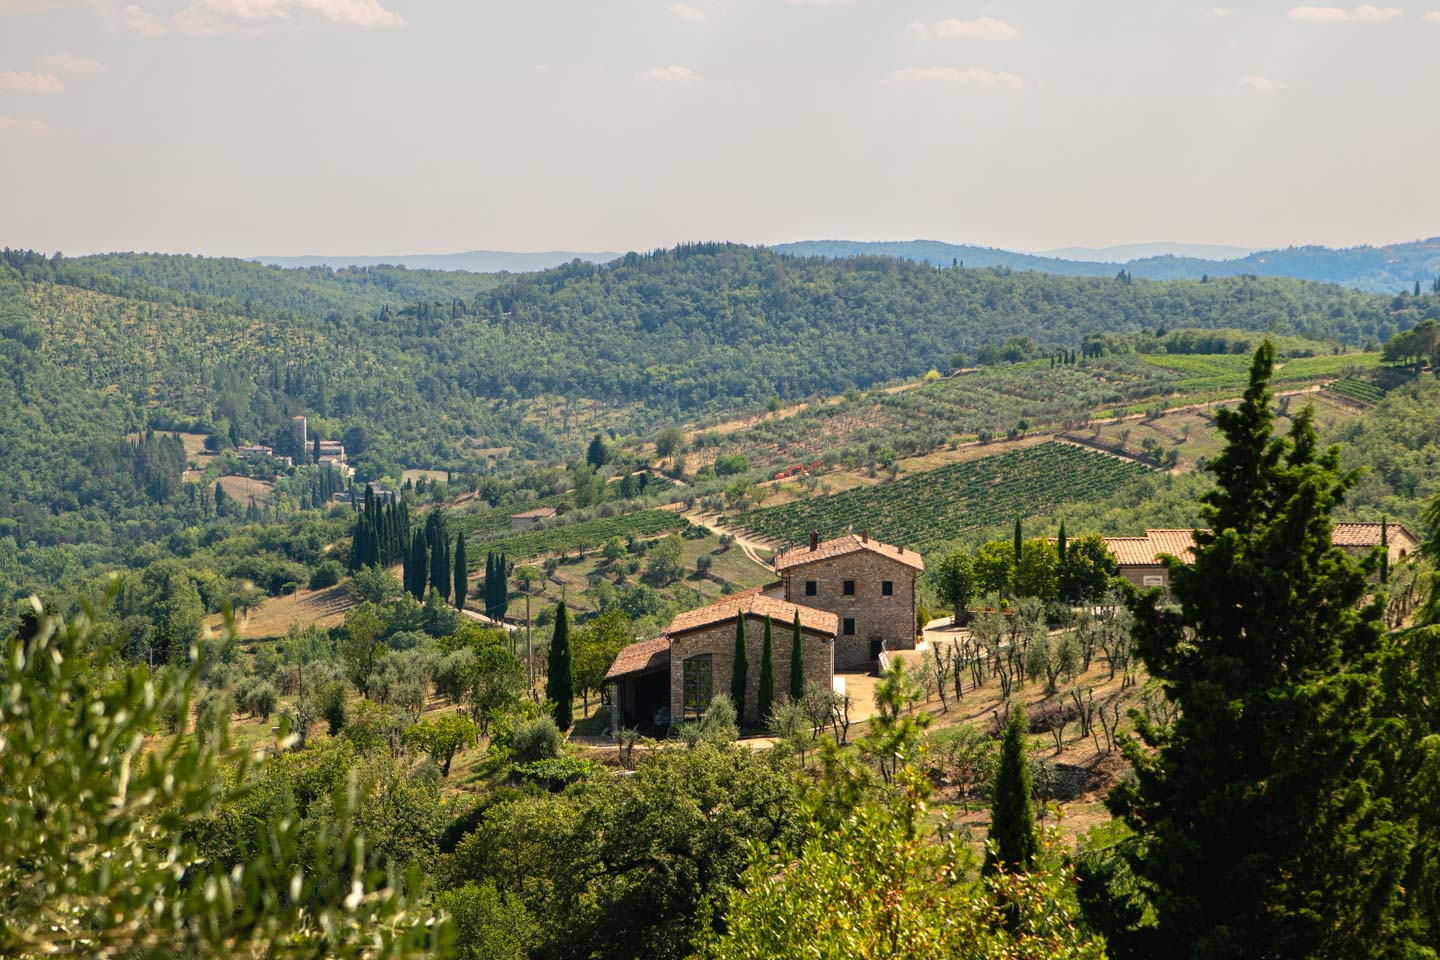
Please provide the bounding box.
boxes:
[511,505,557,531]
[607,591,838,728]
[774,532,924,669]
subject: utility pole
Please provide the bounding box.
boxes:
[525,579,534,697]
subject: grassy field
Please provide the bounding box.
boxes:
[217,474,274,505]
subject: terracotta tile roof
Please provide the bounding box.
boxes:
[1332,522,1419,549]
[1106,524,1419,566]
[666,594,839,638]
[773,533,925,573]
[512,506,557,519]
[605,636,671,681]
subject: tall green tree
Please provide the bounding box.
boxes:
[935,551,976,625]
[546,600,573,730]
[1099,342,1419,958]
[586,432,608,469]
[453,533,468,610]
[984,705,1038,876]
[789,610,804,700]
[730,614,748,721]
[405,530,428,601]
[1013,516,1023,565]
[756,615,775,723]
[1056,520,1067,565]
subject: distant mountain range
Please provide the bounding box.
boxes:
[250,237,1440,294]
[768,238,1440,294]
[1036,242,1258,262]
[252,249,622,273]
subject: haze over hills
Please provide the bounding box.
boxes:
[252,249,623,273]
[769,237,1440,294]
[270,236,1440,292]
[1036,242,1258,262]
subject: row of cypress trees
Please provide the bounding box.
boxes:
[482,553,510,622]
[347,487,410,571]
[401,517,471,611]
[729,611,807,723]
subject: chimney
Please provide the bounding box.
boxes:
[861,530,868,542]
[809,530,819,551]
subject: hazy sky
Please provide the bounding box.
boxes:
[2,0,1438,257]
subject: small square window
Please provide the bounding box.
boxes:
[881,580,894,597]
[842,617,856,636]
[804,580,817,597]
[843,580,855,596]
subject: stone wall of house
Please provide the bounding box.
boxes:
[669,614,835,725]
[1117,564,1171,592]
[782,551,919,669]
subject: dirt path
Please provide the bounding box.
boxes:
[683,510,776,574]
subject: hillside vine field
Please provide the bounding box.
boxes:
[460,508,690,567]
[735,441,1153,552]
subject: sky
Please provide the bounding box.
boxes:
[2,0,1438,258]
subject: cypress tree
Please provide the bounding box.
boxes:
[1013,516,1023,565]
[547,600,573,729]
[984,705,1037,876]
[756,615,775,723]
[408,531,428,600]
[1057,520,1067,565]
[453,533,468,610]
[789,610,804,700]
[730,613,748,721]
[1380,515,1390,584]
[1096,343,1415,958]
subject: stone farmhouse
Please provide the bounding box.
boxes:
[1106,522,1420,593]
[605,532,922,730]
[774,532,924,669]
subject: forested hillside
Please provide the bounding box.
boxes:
[2,242,1437,600]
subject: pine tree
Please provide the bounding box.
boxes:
[586,432,608,469]
[547,601,573,729]
[453,533,468,610]
[756,615,775,723]
[984,705,1037,876]
[730,614,748,721]
[1097,342,1415,958]
[789,610,804,701]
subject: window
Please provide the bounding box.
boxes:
[842,618,856,636]
[804,580,817,597]
[682,655,713,716]
[843,580,855,596]
[881,580,894,597]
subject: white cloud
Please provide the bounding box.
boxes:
[39,52,105,74]
[785,0,863,6]
[113,3,168,34]
[883,66,1024,89]
[910,16,1020,40]
[0,114,55,134]
[1287,4,1402,21]
[670,2,707,22]
[0,70,64,93]
[1425,9,1440,19]
[174,0,403,35]
[1208,6,1236,16]
[1242,74,1278,93]
[634,65,702,83]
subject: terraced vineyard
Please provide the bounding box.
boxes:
[735,442,1152,552]
[463,508,690,566]
[1326,376,1386,405]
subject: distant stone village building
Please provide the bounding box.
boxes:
[511,505,557,530]
[605,533,922,730]
[1106,523,1419,592]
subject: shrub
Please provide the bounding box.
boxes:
[508,716,562,763]
[308,560,344,590]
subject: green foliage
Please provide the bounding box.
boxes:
[546,601,573,729]
[757,615,775,723]
[1100,343,1425,957]
[404,712,478,777]
[434,881,535,960]
[507,715,562,763]
[1060,533,1120,603]
[934,550,976,622]
[789,609,804,701]
[731,613,748,720]
[0,601,445,958]
[740,443,1151,551]
[985,705,1039,876]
